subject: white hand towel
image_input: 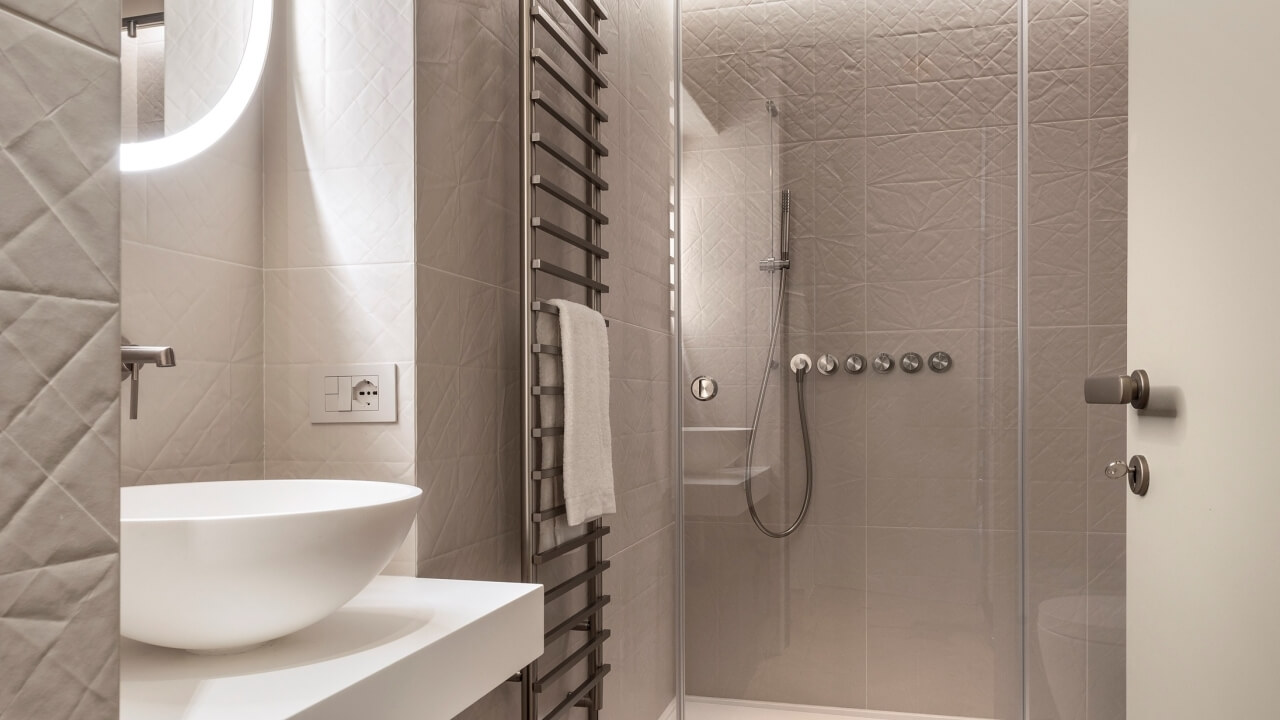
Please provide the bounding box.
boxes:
[547,299,616,526]
[534,311,573,548]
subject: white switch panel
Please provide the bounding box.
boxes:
[309,364,396,424]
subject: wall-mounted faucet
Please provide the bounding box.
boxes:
[121,340,176,420]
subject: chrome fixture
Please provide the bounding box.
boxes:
[845,354,867,374]
[744,166,816,539]
[520,2,613,714]
[121,11,163,39]
[872,353,894,374]
[929,351,953,373]
[121,341,177,420]
[691,376,718,401]
[758,190,792,272]
[901,352,923,374]
[1085,369,1150,409]
[747,353,815,539]
[1106,454,1151,496]
[816,353,839,375]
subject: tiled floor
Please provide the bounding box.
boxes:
[683,698,990,720]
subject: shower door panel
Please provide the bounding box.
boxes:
[1128,1,1280,716]
[683,1,1025,718]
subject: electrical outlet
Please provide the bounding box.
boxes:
[351,376,379,411]
[309,364,396,423]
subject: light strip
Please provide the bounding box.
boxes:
[120,0,273,172]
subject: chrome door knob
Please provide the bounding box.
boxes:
[845,354,866,374]
[691,376,718,401]
[872,353,894,373]
[1085,369,1150,409]
[901,352,923,373]
[816,353,839,375]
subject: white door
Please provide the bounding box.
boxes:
[1128,2,1280,717]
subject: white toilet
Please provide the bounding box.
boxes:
[1037,595,1125,719]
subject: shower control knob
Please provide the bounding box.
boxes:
[691,376,718,402]
[929,351,953,373]
[901,352,923,374]
[816,353,839,375]
[872,353,894,374]
[790,354,813,375]
[845,354,867,374]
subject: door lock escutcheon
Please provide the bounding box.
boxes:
[1106,455,1150,496]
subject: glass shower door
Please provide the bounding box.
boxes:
[679,0,1128,718]
[680,1,1023,718]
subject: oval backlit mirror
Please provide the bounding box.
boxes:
[119,0,272,172]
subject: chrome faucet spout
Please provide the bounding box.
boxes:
[121,341,177,420]
[122,345,177,369]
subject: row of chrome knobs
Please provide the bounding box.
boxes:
[814,351,952,376]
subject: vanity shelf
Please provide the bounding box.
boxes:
[121,577,542,720]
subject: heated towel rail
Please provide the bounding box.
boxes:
[519,1,611,719]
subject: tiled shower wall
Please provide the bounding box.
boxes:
[413,1,679,719]
[120,0,265,487]
[680,1,1128,719]
[1025,1,1127,719]
[597,0,680,715]
[0,1,122,716]
[262,0,418,571]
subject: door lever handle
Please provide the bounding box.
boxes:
[1084,369,1150,409]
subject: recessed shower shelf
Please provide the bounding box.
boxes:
[684,465,770,486]
[684,466,773,519]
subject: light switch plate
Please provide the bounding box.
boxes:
[309,364,397,424]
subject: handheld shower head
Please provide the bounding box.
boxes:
[779,189,792,262]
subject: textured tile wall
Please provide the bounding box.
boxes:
[120,3,265,488]
[262,0,417,574]
[1025,1,1127,719]
[414,0,522,598]
[0,1,122,717]
[414,1,678,719]
[681,1,1126,719]
[595,2,679,717]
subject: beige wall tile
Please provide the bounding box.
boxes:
[264,264,414,365]
[0,2,121,713]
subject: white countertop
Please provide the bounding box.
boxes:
[121,577,543,720]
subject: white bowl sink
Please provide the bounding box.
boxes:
[121,479,421,652]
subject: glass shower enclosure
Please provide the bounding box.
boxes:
[677,1,1128,719]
